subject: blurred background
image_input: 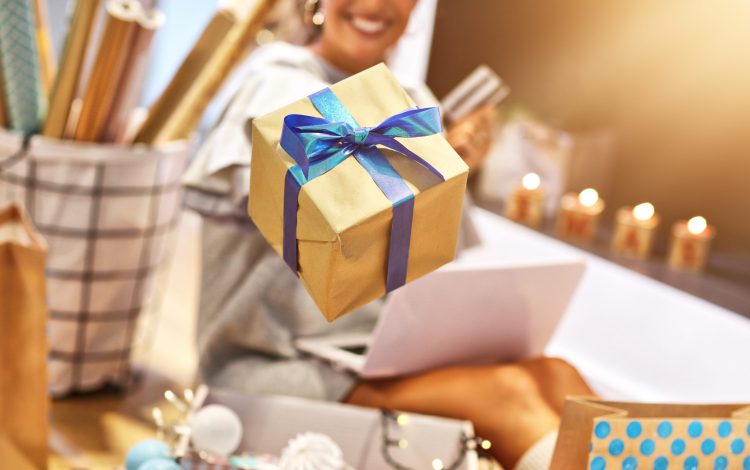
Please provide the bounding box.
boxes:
[427,0,750,275]
[44,0,750,277]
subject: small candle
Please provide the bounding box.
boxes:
[556,188,606,243]
[505,173,545,228]
[611,202,660,259]
[668,216,715,271]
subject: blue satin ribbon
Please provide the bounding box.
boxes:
[280,88,444,292]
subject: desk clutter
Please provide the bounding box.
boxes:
[0,0,278,395]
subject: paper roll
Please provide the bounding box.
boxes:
[133,8,238,144]
[101,8,164,143]
[0,68,6,128]
[32,0,56,95]
[0,0,46,133]
[43,0,102,138]
[74,0,140,142]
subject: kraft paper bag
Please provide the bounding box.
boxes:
[0,203,48,469]
[249,63,469,320]
[550,397,750,470]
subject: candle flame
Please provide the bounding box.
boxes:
[521,173,541,190]
[578,188,599,208]
[633,202,655,221]
[687,216,707,235]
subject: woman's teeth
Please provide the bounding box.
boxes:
[350,16,387,34]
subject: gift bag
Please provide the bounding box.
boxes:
[0,203,48,469]
[0,129,191,395]
[249,63,469,320]
[550,397,750,470]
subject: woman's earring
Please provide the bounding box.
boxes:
[304,0,325,26]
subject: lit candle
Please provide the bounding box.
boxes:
[556,188,606,243]
[668,216,715,271]
[611,202,660,259]
[505,172,545,228]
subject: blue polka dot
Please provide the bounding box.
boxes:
[627,421,642,439]
[609,439,625,457]
[684,456,699,470]
[658,421,673,439]
[688,421,703,438]
[702,438,717,455]
[654,456,669,470]
[591,456,606,470]
[640,439,656,456]
[731,438,746,455]
[718,421,732,438]
[672,438,686,456]
[714,456,729,470]
[747,423,750,437]
[622,456,638,470]
[744,456,750,470]
[595,421,611,439]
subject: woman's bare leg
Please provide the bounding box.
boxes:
[345,357,593,468]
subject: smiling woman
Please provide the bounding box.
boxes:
[182,1,592,468]
[308,0,416,74]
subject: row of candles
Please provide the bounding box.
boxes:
[506,173,716,271]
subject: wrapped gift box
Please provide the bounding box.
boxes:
[248,64,468,320]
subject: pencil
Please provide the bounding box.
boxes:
[74,0,140,142]
[133,7,238,144]
[101,7,164,143]
[43,0,102,138]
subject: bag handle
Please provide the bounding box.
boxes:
[0,133,33,173]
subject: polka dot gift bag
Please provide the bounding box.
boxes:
[549,397,750,470]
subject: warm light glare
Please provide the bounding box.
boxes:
[398,439,409,449]
[481,440,492,450]
[521,172,541,190]
[432,459,444,470]
[687,216,707,235]
[578,188,599,208]
[633,202,655,221]
[396,414,409,426]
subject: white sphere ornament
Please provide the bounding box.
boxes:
[280,432,345,470]
[190,404,243,457]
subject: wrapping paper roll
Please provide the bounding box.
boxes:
[32,0,56,94]
[43,0,102,138]
[0,0,46,133]
[101,8,164,143]
[133,8,238,144]
[74,0,140,142]
[135,0,278,144]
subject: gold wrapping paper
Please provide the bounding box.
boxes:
[134,0,277,145]
[42,0,102,138]
[132,8,237,144]
[249,64,469,320]
[101,7,163,143]
[32,0,56,94]
[74,0,140,142]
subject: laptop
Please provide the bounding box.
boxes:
[295,256,586,379]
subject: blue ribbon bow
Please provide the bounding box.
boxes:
[279,88,444,293]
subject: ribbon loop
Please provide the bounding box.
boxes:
[280,87,445,293]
